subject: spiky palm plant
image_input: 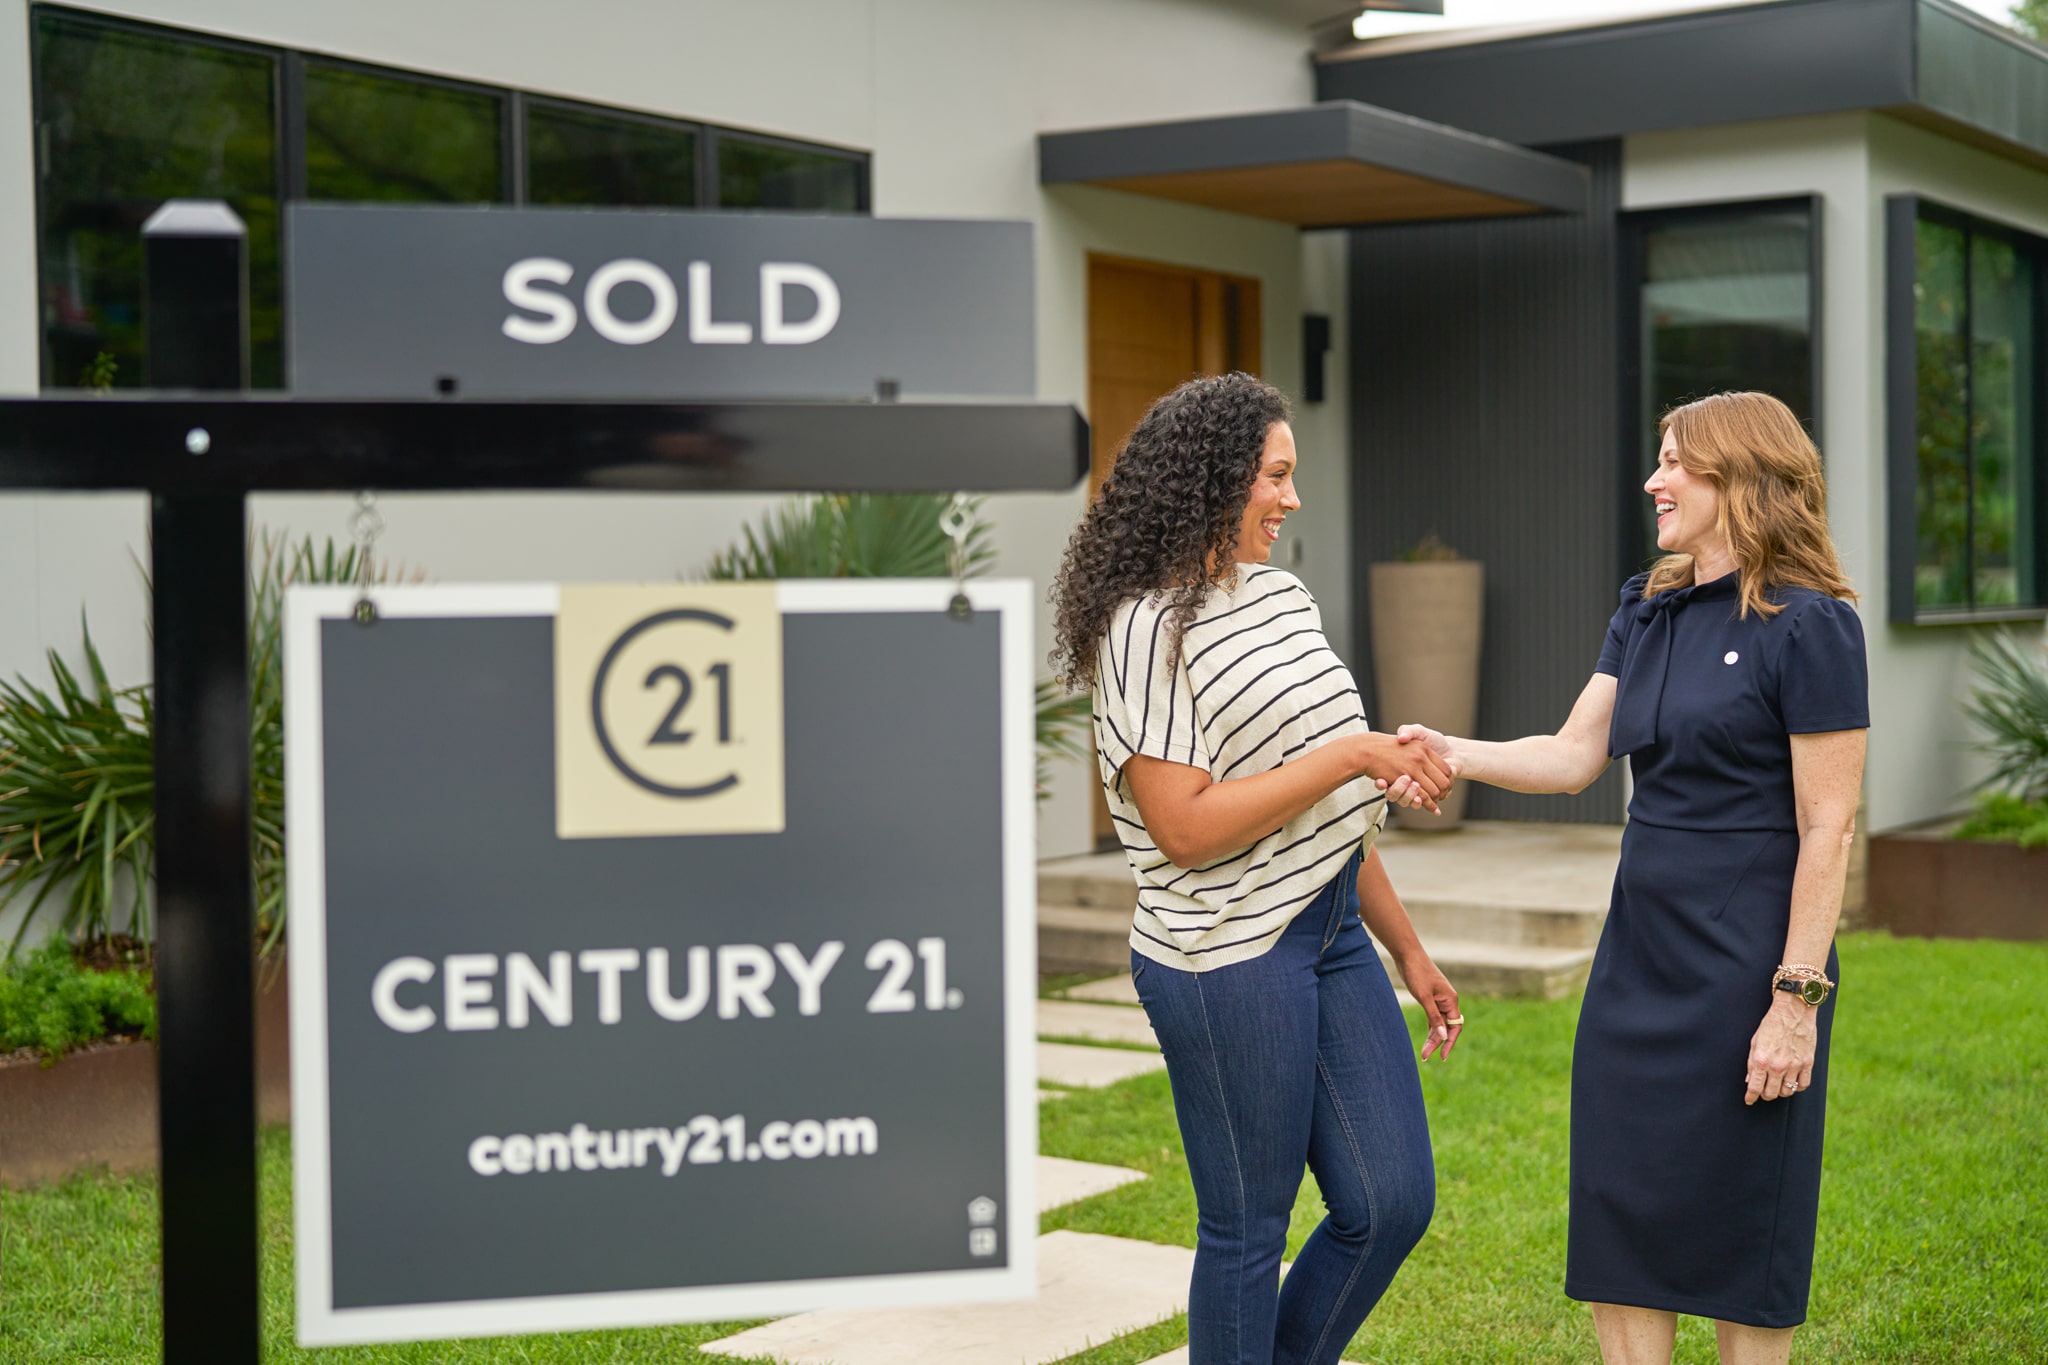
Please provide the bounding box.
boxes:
[701,493,1092,801]
[1962,628,2048,804]
[703,492,997,581]
[0,529,397,957]
[0,623,155,953]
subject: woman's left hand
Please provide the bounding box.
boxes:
[1744,995,1818,1104]
[1398,951,1463,1061]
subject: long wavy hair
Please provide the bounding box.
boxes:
[1645,390,1856,616]
[1049,373,1290,691]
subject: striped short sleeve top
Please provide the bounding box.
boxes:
[1092,566,1387,973]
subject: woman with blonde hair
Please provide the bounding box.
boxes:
[1394,391,1868,1364]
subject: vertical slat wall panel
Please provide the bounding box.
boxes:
[1347,141,1625,823]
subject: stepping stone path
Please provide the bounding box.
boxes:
[703,1230,1194,1365]
[1036,1154,1146,1210]
[1036,1040,1165,1088]
[1066,973,1142,1005]
[1037,998,1160,1048]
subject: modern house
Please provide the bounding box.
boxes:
[1,0,2042,873]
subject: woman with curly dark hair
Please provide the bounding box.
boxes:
[1049,372,1464,1365]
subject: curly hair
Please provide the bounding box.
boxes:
[1049,372,1291,691]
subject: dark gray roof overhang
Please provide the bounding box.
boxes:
[1037,100,1591,228]
[1316,0,2048,174]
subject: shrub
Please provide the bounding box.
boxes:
[1952,791,2048,849]
[0,938,155,1063]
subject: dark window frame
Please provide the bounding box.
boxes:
[29,2,874,389]
[1617,194,1825,581]
[1885,193,2048,625]
[521,92,707,208]
[288,50,516,205]
[706,126,873,214]
[29,5,286,388]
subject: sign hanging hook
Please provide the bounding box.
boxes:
[939,493,976,621]
[350,490,384,626]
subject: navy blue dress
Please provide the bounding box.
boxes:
[1566,571,1869,1328]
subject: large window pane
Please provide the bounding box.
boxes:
[716,135,862,212]
[1635,208,1815,560]
[304,63,501,203]
[1915,218,1972,609]
[34,13,280,387]
[1969,236,2037,607]
[1910,208,2042,615]
[528,102,696,208]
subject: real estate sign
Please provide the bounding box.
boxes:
[285,581,1037,1346]
[285,205,1035,401]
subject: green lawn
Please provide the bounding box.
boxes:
[4,933,2042,1363]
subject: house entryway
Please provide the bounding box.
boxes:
[1085,253,1263,847]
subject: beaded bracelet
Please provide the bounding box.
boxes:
[1772,963,1835,992]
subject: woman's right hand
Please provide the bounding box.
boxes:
[1376,725,1460,809]
[1355,732,1452,813]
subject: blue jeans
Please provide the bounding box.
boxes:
[1131,852,1434,1365]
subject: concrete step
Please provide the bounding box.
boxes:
[1372,935,1594,1002]
[1040,903,1133,976]
[702,1229,1195,1365]
[1040,822,1623,980]
[1041,902,1584,1001]
[1036,854,1136,912]
[1377,821,1619,949]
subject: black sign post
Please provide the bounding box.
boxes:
[143,201,259,1365]
[0,200,1086,1365]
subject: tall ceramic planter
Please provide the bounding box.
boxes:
[1369,560,1484,830]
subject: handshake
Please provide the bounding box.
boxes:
[1358,724,1460,816]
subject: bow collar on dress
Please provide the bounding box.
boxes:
[1608,573,1741,758]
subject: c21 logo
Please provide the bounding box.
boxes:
[501,258,840,348]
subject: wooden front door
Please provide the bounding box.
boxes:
[1084,255,1262,849]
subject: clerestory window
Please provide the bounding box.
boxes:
[30,4,870,392]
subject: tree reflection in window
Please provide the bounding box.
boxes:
[528,102,696,208]
[1915,211,2039,611]
[34,13,281,387]
[303,63,502,204]
[716,135,862,212]
[1634,206,1815,566]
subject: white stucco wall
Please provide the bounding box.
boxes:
[1623,112,2048,833]
[1290,229,1352,668]
[0,0,1328,864]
